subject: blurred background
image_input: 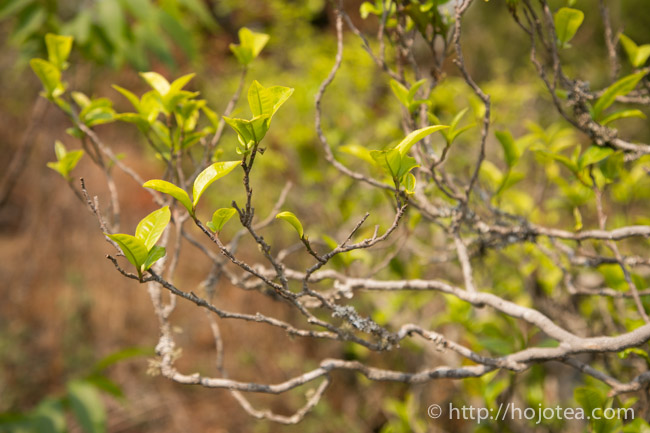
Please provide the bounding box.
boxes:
[1,1,650,432]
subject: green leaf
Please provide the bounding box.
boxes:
[135,206,170,251]
[71,91,91,109]
[201,106,220,131]
[29,58,64,98]
[619,33,650,68]
[105,234,148,275]
[578,146,614,169]
[339,144,375,165]
[276,211,304,238]
[495,130,519,168]
[169,73,195,95]
[229,27,270,65]
[142,180,193,215]
[47,141,84,180]
[206,208,237,233]
[67,380,107,433]
[92,346,155,372]
[407,79,427,102]
[83,376,123,400]
[192,161,240,208]
[389,79,409,108]
[45,33,73,71]
[396,154,419,179]
[403,172,416,194]
[54,140,67,160]
[30,399,66,433]
[554,7,584,48]
[247,80,294,119]
[393,125,448,156]
[593,70,648,120]
[370,148,402,179]
[112,85,141,111]
[600,109,646,125]
[142,245,166,271]
[139,71,170,96]
[223,115,271,146]
[573,207,583,230]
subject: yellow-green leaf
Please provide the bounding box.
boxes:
[276,211,304,238]
[554,7,584,48]
[192,161,240,208]
[393,125,448,156]
[247,80,294,119]
[30,58,64,98]
[143,180,192,215]
[135,206,170,251]
[105,233,148,272]
[593,70,648,120]
[206,207,237,233]
[45,33,73,71]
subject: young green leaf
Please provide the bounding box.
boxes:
[31,398,66,433]
[169,73,195,95]
[393,125,448,155]
[370,149,402,179]
[105,233,148,274]
[142,180,192,215]
[403,172,416,195]
[276,211,304,238]
[600,109,646,126]
[389,79,410,108]
[142,246,166,272]
[192,161,240,208]
[495,130,519,168]
[135,206,170,251]
[554,7,584,48]
[112,85,141,111]
[30,58,65,98]
[47,141,84,180]
[229,27,270,66]
[207,208,237,233]
[247,80,294,119]
[619,33,650,68]
[66,380,107,433]
[139,71,170,96]
[223,115,271,146]
[45,33,73,71]
[592,70,648,120]
[578,146,614,170]
[54,140,67,160]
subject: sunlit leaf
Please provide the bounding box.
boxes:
[30,58,65,98]
[143,180,193,214]
[142,245,166,271]
[619,33,650,68]
[192,161,240,208]
[135,206,170,251]
[105,233,148,274]
[45,33,73,71]
[393,125,448,155]
[206,208,237,233]
[276,211,304,238]
[139,71,170,96]
[578,146,614,169]
[247,80,294,119]
[229,27,269,65]
[554,7,584,48]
